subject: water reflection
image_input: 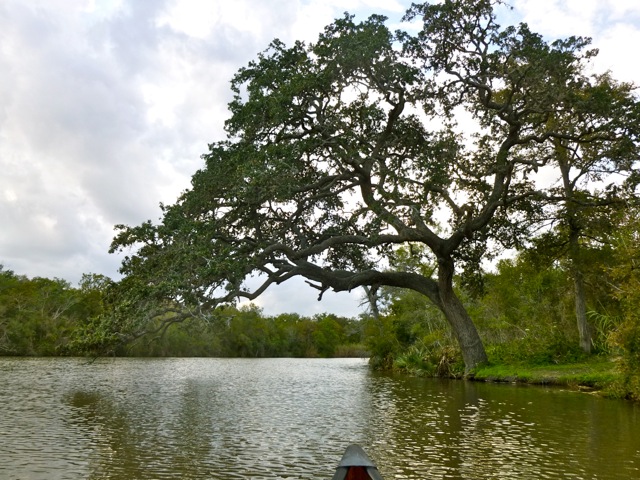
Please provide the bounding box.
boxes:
[55,358,373,479]
[1,358,639,479]
[367,374,640,479]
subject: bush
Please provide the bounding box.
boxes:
[486,330,587,366]
[608,315,640,400]
[394,342,464,378]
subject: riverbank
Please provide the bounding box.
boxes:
[469,357,627,398]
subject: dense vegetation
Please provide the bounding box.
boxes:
[362,209,640,400]
[0,271,105,356]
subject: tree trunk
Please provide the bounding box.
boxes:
[573,268,591,353]
[437,257,488,373]
[363,285,381,320]
[556,141,592,354]
[569,229,591,353]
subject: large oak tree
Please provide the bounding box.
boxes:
[104,0,638,371]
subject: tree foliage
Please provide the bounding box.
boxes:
[0,267,107,355]
[522,72,640,352]
[99,0,640,371]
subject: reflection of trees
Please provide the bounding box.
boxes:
[455,383,548,479]
[66,384,217,480]
[56,360,640,479]
[66,390,148,479]
[367,375,640,479]
[64,359,376,480]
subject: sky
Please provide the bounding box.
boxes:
[1,0,639,318]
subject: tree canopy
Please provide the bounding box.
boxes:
[105,0,639,371]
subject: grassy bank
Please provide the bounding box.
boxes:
[384,338,640,400]
[469,357,624,396]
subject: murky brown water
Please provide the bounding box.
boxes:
[1,357,638,479]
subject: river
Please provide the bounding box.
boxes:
[0,357,638,479]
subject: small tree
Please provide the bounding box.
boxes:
[103,0,638,372]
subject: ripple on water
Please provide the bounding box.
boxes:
[1,357,640,479]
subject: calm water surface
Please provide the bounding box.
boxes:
[0,357,638,479]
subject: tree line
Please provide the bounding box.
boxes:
[2,203,638,362]
[0,268,366,358]
[0,271,104,356]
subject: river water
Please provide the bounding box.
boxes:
[0,357,638,479]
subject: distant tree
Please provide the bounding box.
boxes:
[272,312,307,356]
[524,74,640,353]
[0,268,82,355]
[312,314,346,357]
[478,255,576,361]
[100,0,638,372]
[0,266,22,353]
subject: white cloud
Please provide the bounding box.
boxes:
[590,22,640,83]
[511,0,600,37]
[239,277,365,318]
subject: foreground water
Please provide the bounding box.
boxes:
[0,357,638,479]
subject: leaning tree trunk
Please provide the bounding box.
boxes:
[437,257,488,373]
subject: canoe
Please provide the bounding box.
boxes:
[331,444,384,480]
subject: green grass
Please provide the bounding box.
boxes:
[470,357,621,392]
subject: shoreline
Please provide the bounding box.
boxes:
[467,357,631,399]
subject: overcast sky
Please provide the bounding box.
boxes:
[1,0,638,317]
